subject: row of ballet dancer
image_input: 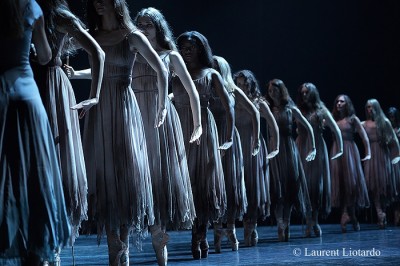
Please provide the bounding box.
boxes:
[59,0,400,262]
[2,1,400,266]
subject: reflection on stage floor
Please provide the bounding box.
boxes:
[60,222,400,265]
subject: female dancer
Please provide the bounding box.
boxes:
[132,7,202,265]
[32,0,104,249]
[233,70,280,246]
[172,31,234,259]
[362,99,400,228]
[266,78,315,242]
[211,57,262,252]
[387,106,400,226]
[295,82,343,237]
[66,0,168,265]
[388,107,400,139]
[1,0,70,264]
[330,94,370,233]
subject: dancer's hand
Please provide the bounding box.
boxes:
[71,98,98,119]
[306,148,316,161]
[251,139,260,156]
[63,64,75,79]
[330,151,343,160]
[392,156,400,164]
[361,154,371,161]
[218,140,233,151]
[266,149,279,159]
[154,107,167,128]
[189,124,202,144]
[29,44,38,62]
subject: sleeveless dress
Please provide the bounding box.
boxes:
[235,98,269,221]
[82,34,154,240]
[296,111,331,217]
[131,52,195,229]
[392,129,400,206]
[31,31,87,244]
[172,70,226,225]
[363,122,395,206]
[0,0,70,262]
[209,92,248,223]
[269,106,311,216]
[330,116,369,208]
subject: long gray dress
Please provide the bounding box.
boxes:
[209,92,247,223]
[363,122,395,206]
[235,97,269,221]
[392,128,400,218]
[296,111,331,217]
[131,52,195,229]
[269,106,311,216]
[330,116,369,209]
[0,0,70,262]
[82,34,154,240]
[172,70,226,225]
[32,31,87,244]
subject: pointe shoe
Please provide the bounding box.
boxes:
[341,212,350,233]
[154,247,167,266]
[226,228,239,251]
[44,251,61,266]
[351,215,360,231]
[394,210,400,226]
[305,217,313,238]
[200,238,209,258]
[243,221,255,247]
[191,241,201,260]
[244,224,253,247]
[277,222,286,242]
[153,246,167,266]
[284,223,290,242]
[278,228,285,242]
[378,212,387,229]
[313,224,322,237]
[395,210,400,226]
[305,220,312,238]
[108,240,127,266]
[214,227,224,253]
[120,250,129,266]
[251,227,258,246]
[353,221,360,231]
[53,253,61,266]
[152,231,169,266]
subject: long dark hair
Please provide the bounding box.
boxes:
[133,7,176,51]
[387,107,400,129]
[331,94,355,121]
[365,98,394,145]
[176,31,214,69]
[0,0,26,39]
[296,82,327,126]
[266,78,295,109]
[36,0,81,55]
[233,69,261,99]
[86,0,135,34]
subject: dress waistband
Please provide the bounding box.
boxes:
[132,89,158,93]
[132,74,157,80]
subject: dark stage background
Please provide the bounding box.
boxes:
[69,0,400,116]
[66,0,400,224]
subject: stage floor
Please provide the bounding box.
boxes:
[60,223,399,265]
